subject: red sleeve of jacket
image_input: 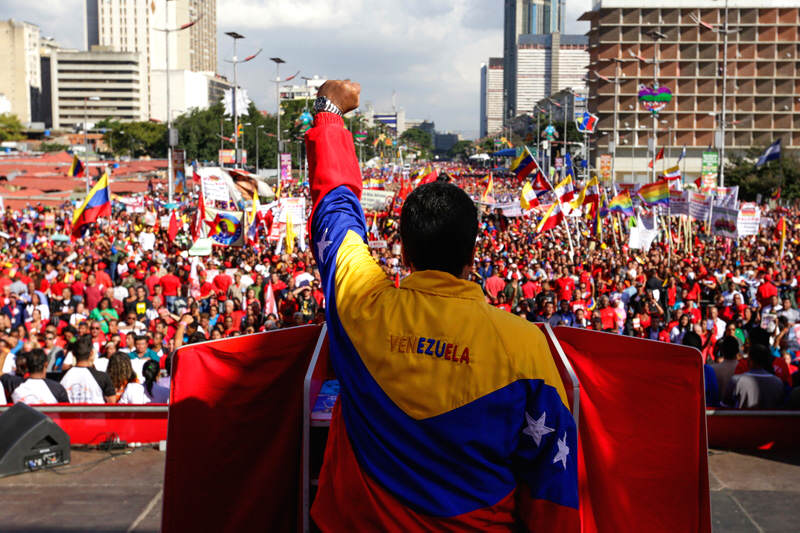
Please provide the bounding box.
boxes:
[305,112,362,237]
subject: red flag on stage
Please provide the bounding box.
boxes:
[162,325,323,533]
[553,327,710,533]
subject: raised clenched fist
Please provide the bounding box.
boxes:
[317,79,360,114]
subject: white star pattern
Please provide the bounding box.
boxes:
[523,411,554,447]
[317,228,332,261]
[553,432,570,470]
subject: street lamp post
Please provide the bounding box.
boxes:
[155,1,200,203]
[243,122,251,168]
[224,32,262,170]
[270,57,286,193]
[83,95,100,193]
[255,124,264,175]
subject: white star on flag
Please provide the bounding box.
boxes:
[523,411,554,446]
[317,228,332,261]
[553,432,570,470]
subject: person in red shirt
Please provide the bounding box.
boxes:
[598,296,616,332]
[756,274,778,308]
[84,273,102,312]
[145,267,161,296]
[554,269,576,302]
[71,272,86,300]
[159,266,181,313]
[197,271,215,313]
[213,270,233,302]
[95,265,112,292]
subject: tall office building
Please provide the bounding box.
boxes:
[84,0,217,120]
[49,46,147,130]
[0,19,41,124]
[504,0,565,120]
[582,0,800,180]
[516,33,589,115]
[480,58,504,138]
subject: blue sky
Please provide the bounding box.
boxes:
[4,0,590,138]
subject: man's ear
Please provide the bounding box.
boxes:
[401,245,414,273]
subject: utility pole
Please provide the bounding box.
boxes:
[224,32,261,169]
[156,1,199,202]
[270,57,286,191]
[256,124,264,175]
[83,96,99,194]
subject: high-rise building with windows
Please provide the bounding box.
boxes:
[581,0,800,181]
[0,19,42,124]
[84,0,218,121]
[480,58,504,138]
[503,0,565,120]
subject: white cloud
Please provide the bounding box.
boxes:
[4,0,590,138]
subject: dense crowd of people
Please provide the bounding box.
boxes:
[0,163,798,410]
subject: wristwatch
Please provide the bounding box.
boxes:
[314,96,343,117]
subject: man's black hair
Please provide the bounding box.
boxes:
[72,335,93,362]
[749,343,774,373]
[25,349,48,374]
[682,331,703,351]
[749,327,770,348]
[719,336,739,361]
[400,182,478,277]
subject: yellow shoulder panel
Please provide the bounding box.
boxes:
[334,231,568,419]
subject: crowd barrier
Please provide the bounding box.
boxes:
[0,404,168,445]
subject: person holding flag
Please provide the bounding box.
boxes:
[307,80,578,531]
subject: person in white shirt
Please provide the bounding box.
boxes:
[141,359,169,403]
[11,349,69,405]
[60,337,116,403]
[107,353,150,404]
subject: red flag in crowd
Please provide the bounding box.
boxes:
[648,147,664,168]
[168,211,180,241]
[192,192,205,241]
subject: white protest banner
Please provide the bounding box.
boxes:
[119,196,145,213]
[669,190,689,216]
[360,189,395,212]
[737,203,761,237]
[368,240,388,249]
[715,186,739,209]
[710,206,739,239]
[688,192,710,220]
[201,172,231,203]
[629,215,659,251]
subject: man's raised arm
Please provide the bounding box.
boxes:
[305,80,391,323]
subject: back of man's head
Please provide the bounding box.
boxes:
[400,182,478,277]
[72,335,93,362]
[749,343,774,373]
[682,331,703,351]
[25,348,48,374]
[749,327,770,348]
[719,336,739,361]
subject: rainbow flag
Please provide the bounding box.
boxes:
[68,153,85,178]
[71,172,111,240]
[638,180,670,206]
[608,190,635,216]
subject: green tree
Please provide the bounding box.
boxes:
[400,127,433,152]
[39,142,70,153]
[98,119,167,158]
[0,113,25,142]
[449,140,474,161]
[725,146,800,201]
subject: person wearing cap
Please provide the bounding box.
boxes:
[1,292,28,330]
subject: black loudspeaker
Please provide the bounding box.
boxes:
[0,403,71,477]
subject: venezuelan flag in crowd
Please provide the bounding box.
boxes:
[638,180,670,206]
[509,149,537,181]
[71,172,111,240]
[480,174,494,202]
[68,153,85,178]
[608,190,635,216]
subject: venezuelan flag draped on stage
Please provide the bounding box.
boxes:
[71,172,111,240]
[638,180,670,206]
[608,190,635,216]
[68,153,85,177]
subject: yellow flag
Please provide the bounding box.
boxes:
[520,182,535,210]
[285,211,295,253]
[250,188,259,226]
[569,183,586,210]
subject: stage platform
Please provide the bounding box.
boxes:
[0,448,797,532]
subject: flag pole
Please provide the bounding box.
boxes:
[527,146,575,260]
